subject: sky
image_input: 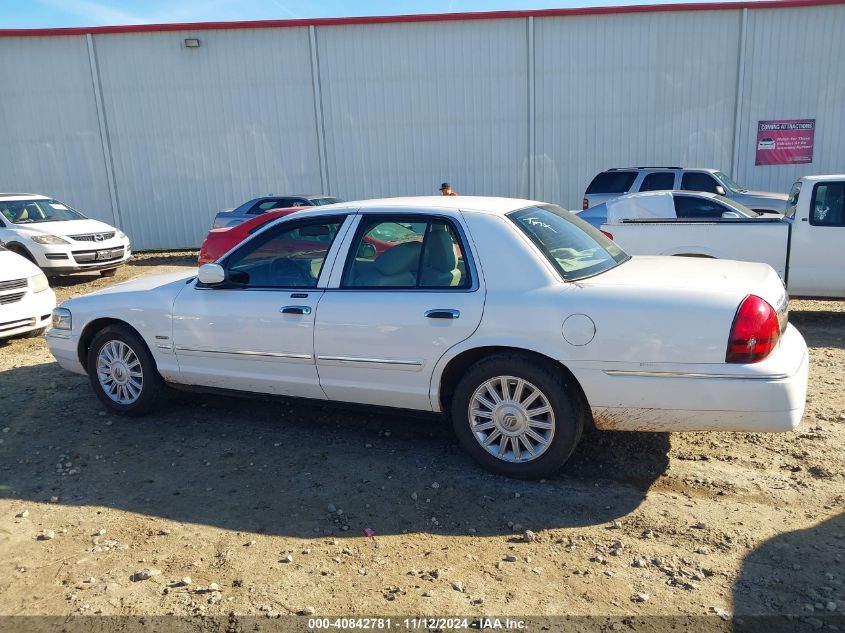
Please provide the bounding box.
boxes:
[0,0,752,29]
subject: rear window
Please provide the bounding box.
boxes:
[585,171,637,195]
[640,172,675,192]
[508,204,629,281]
[810,182,845,227]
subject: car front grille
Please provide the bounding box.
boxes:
[69,232,116,242]
[0,317,35,332]
[71,247,125,264]
[0,291,26,305]
[0,278,27,291]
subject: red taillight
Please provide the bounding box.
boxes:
[726,295,780,363]
[583,198,589,210]
[601,230,614,240]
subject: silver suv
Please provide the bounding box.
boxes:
[583,167,788,215]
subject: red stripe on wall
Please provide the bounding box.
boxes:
[0,0,843,37]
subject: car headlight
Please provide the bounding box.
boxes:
[52,308,72,330]
[116,230,127,239]
[31,234,70,245]
[29,272,50,293]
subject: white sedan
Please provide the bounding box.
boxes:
[1,245,56,339]
[0,193,131,276]
[47,197,808,478]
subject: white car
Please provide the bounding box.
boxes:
[0,193,131,277]
[0,245,56,339]
[47,197,808,478]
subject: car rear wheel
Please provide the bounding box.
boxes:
[87,324,165,415]
[451,354,583,479]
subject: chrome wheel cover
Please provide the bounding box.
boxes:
[468,375,555,463]
[96,340,143,405]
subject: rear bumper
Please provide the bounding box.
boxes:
[576,324,809,432]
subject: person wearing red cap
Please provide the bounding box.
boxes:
[439,182,458,196]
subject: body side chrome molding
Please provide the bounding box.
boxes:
[174,345,312,360]
[603,369,793,381]
[317,355,423,367]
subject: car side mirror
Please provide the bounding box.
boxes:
[721,211,742,219]
[715,185,726,196]
[357,242,376,259]
[197,263,226,285]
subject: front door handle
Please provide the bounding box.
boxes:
[280,305,312,315]
[425,309,460,319]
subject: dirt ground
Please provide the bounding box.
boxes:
[0,252,843,624]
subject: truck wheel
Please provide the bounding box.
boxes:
[450,353,583,479]
[87,324,166,416]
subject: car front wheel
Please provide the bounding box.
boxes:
[451,354,583,479]
[87,324,165,415]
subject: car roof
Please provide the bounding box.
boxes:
[799,174,845,182]
[315,196,547,215]
[604,167,718,173]
[0,193,48,200]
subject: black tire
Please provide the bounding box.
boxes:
[86,324,166,416]
[23,327,47,339]
[100,268,118,277]
[450,353,583,479]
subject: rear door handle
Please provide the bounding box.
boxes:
[425,309,460,319]
[280,305,312,315]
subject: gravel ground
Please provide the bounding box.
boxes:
[0,252,842,621]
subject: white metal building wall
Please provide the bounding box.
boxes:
[0,3,843,249]
[317,19,530,201]
[534,10,741,207]
[0,36,116,226]
[734,4,845,192]
[92,27,323,249]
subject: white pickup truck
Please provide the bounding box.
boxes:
[595,175,845,298]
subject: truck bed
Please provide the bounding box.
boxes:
[604,217,790,281]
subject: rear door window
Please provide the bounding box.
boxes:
[585,171,638,194]
[639,172,676,192]
[674,196,728,219]
[810,182,845,226]
[681,172,720,194]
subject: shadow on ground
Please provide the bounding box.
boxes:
[790,306,845,349]
[0,361,669,538]
[733,512,844,628]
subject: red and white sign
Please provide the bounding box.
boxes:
[755,119,815,166]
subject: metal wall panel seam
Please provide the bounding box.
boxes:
[86,33,122,228]
[527,16,535,200]
[730,7,748,180]
[309,25,330,194]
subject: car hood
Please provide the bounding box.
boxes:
[583,256,787,309]
[0,249,42,280]
[83,271,195,298]
[738,191,789,202]
[16,218,121,238]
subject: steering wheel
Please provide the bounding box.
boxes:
[269,257,312,286]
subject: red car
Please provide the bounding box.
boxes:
[199,208,301,265]
[198,208,405,266]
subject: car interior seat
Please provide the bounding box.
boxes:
[420,224,461,287]
[352,241,422,287]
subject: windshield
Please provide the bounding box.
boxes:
[784,181,801,220]
[714,172,746,193]
[311,197,344,206]
[0,199,86,224]
[508,204,629,281]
